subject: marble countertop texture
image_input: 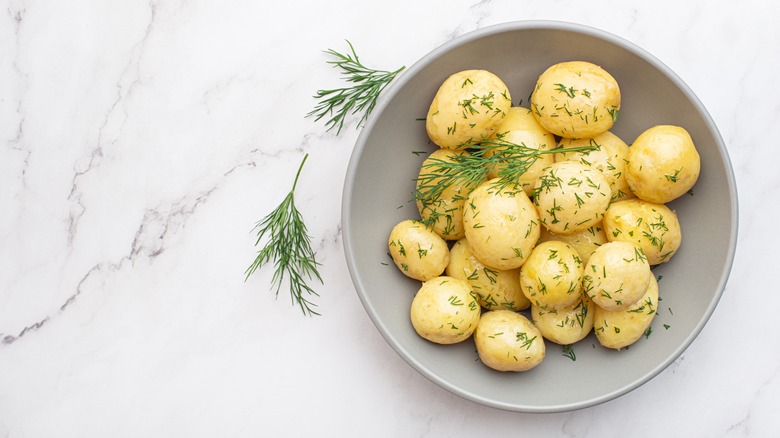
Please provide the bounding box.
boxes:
[0,0,777,436]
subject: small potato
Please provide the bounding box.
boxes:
[519,241,584,310]
[426,70,512,150]
[530,61,621,139]
[533,161,612,235]
[556,131,634,202]
[410,276,481,344]
[416,149,484,240]
[474,310,545,372]
[626,125,701,204]
[485,107,556,197]
[532,293,595,345]
[446,238,531,311]
[388,219,450,281]
[594,274,659,349]
[539,223,608,266]
[462,179,540,270]
[583,241,651,311]
[602,199,682,265]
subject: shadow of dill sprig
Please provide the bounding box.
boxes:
[245,154,323,316]
[307,40,406,134]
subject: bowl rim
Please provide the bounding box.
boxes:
[342,19,739,413]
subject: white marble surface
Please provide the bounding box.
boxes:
[0,0,777,436]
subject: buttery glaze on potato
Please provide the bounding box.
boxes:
[532,293,595,345]
[474,310,545,372]
[388,219,450,281]
[626,125,701,204]
[416,149,484,240]
[594,274,659,349]
[462,179,540,270]
[410,276,481,345]
[446,238,531,311]
[556,130,634,202]
[583,241,651,311]
[538,223,608,266]
[485,107,556,197]
[533,161,612,235]
[519,241,584,310]
[530,61,621,139]
[602,199,682,265]
[426,70,512,150]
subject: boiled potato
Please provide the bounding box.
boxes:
[530,61,620,139]
[416,149,484,240]
[594,274,659,349]
[485,107,556,197]
[446,238,531,311]
[388,219,450,281]
[519,241,584,310]
[462,179,540,270]
[410,276,481,344]
[532,161,612,235]
[539,223,608,265]
[602,199,682,265]
[474,310,545,372]
[626,125,701,204]
[426,70,512,150]
[532,293,595,345]
[583,241,651,311]
[555,131,634,202]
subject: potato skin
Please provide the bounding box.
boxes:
[426,70,512,150]
[594,274,659,349]
[416,149,483,240]
[446,239,531,311]
[626,125,701,204]
[583,241,651,311]
[410,276,481,344]
[462,179,540,270]
[539,223,608,266]
[474,310,545,372]
[388,219,450,281]
[530,61,620,139]
[532,293,595,345]
[519,241,584,310]
[602,199,682,265]
[556,131,634,202]
[486,107,556,197]
[533,161,612,235]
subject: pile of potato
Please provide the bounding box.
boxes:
[387,62,700,372]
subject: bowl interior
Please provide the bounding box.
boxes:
[342,21,737,412]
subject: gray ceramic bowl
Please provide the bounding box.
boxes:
[342,21,738,412]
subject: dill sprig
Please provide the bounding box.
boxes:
[562,344,577,361]
[245,154,323,316]
[307,40,406,134]
[415,139,598,205]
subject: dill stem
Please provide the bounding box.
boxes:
[292,153,309,192]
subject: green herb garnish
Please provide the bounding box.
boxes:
[414,139,597,206]
[516,331,538,350]
[245,154,322,316]
[562,344,576,361]
[308,40,405,134]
